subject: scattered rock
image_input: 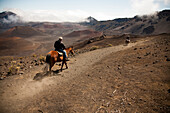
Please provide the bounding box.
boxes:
[153,61,158,64]
[87,40,93,44]
[134,48,137,50]
[40,62,44,65]
[144,52,151,56]
[106,101,110,107]
[20,61,24,63]
[137,57,141,59]
[38,110,43,113]
[0,77,4,80]
[4,63,8,66]
[20,66,24,69]
[164,49,169,52]
[166,58,170,61]
[19,71,24,75]
[35,63,39,66]
[146,46,150,48]
[155,45,159,48]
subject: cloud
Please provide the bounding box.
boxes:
[164,0,170,5]
[2,14,24,24]
[158,0,170,5]
[130,0,170,16]
[3,8,114,22]
[2,9,89,22]
[3,9,90,22]
[130,0,160,15]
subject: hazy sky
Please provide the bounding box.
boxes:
[0,0,170,22]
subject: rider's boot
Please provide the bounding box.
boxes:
[66,58,69,61]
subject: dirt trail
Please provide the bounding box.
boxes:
[0,38,154,113]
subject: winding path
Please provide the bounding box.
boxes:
[0,39,147,113]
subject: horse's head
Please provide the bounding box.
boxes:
[69,46,74,55]
[66,46,74,55]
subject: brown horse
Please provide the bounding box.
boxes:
[46,47,74,71]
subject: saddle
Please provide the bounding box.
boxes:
[55,51,63,62]
[57,51,63,56]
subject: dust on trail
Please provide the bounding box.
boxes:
[0,38,148,113]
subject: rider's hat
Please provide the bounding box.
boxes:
[59,37,63,40]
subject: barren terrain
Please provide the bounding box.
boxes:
[0,26,100,56]
[0,34,169,113]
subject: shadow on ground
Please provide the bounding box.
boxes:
[33,70,59,81]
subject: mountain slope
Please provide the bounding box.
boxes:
[0,34,169,112]
[0,11,17,19]
[85,10,170,35]
[0,26,44,38]
[64,29,101,38]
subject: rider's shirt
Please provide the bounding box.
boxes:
[54,40,66,50]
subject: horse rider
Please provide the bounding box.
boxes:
[54,37,67,60]
[125,36,130,44]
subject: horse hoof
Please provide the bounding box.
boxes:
[66,67,68,69]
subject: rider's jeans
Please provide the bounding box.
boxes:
[58,49,67,58]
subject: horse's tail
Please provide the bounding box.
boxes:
[46,54,51,64]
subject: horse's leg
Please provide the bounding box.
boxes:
[49,63,52,71]
[60,59,68,71]
[49,59,55,72]
[60,60,64,71]
[49,64,51,71]
[65,60,68,69]
[49,63,53,71]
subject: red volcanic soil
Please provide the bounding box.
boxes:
[0,26,51,56]
[0,26,103,56]
[0,36,21,41]
[63,29,103,46]
[64,29,102,38]
[0,26,44,56]
[0,36,39,56]
[0,26,43,38]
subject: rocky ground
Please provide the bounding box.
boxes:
[0,34,169,113]
[0,54,46,80]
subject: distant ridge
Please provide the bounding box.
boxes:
[0,9,169,36]
[64,29,101,38]
[81,10,170,35]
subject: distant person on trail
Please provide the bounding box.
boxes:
[125,36,130,45]
[54,37,67,60]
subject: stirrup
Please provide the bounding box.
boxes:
[65,58,69,61]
